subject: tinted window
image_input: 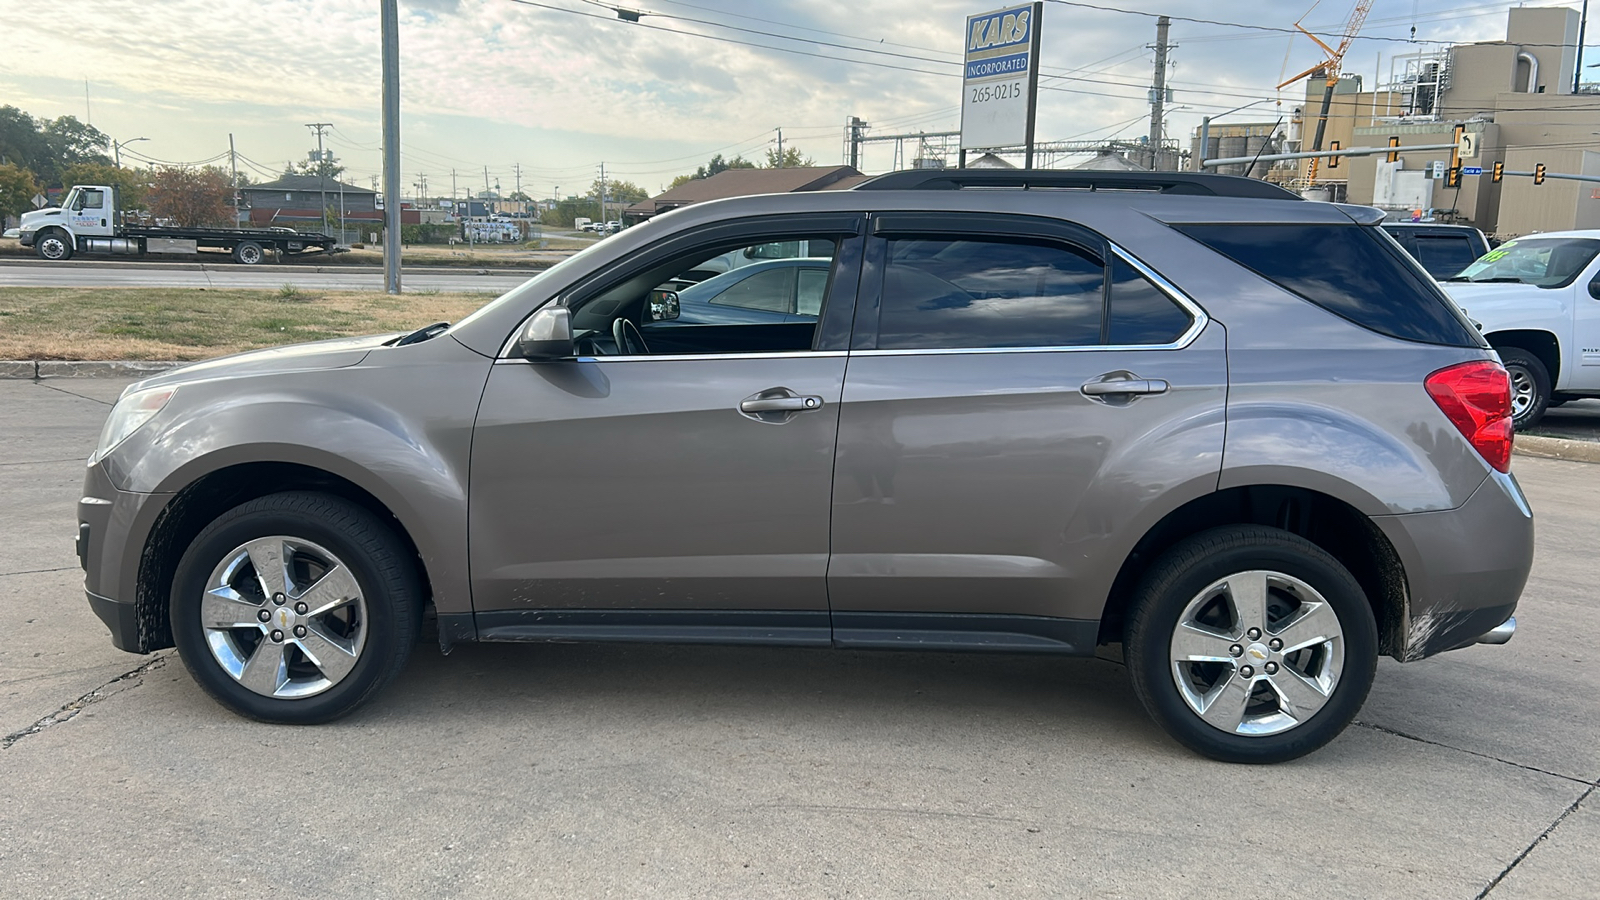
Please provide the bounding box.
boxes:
[1412,235,1479,279]
[879,238,1104,350]
[711,267,794,313]
[1176,223,1481,347]
[796,267,828,317]
[1108,256,1192,345]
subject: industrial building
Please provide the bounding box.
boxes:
[1192,7,1600,237]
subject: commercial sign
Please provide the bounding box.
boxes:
[960,2,1044,153]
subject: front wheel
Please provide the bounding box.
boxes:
[1499,347,1551,431]
[1125,526,1378,764]
[233,240,265,265]
[169,492,421,723]
[35,229,72,261]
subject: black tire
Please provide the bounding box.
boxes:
[233,240,265,265]
[1499,347,1551,431]
[1124,525,1378,764]
[35,228,72,261]
[169,492,421,724]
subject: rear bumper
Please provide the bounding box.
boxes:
[1373,469,1532,660]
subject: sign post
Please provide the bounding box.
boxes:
[960,2,1043,167]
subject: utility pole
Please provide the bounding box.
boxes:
[1577,0,1590,94]
[597,162,608,225]
[775,128,784,167]
[1148,16,1171,171]
[381,0,401,293]
[229,133,239,224]
[846,117,865,169]
[513,162,522,199]
[305,122,333,236]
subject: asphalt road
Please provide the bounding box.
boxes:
[2,378,1596,898]
[1531,398,1600,443]
[0,260,533,293]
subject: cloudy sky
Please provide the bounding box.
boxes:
[0,0,1580,196]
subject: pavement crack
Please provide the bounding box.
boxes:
[1352,720,1591,785]
[33,382,114,406]
[1476,782,1597,898]
[0,457,85,466]
[0,566,79,577]
[2,653,169,750]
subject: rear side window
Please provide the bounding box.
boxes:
[1108,256,1192,345]
[1413,234,1479,279]
[878,238,1105,349]
[1176,223,1481,347]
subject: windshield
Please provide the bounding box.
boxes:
[58,188,78,211]
[1453,237,1600,288]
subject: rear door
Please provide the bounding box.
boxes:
[827,213,1228,649]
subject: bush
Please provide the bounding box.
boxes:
[400,223,456,244]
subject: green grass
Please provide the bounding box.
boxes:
[0,286,498,360]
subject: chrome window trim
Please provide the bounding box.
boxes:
[495,350,847,364]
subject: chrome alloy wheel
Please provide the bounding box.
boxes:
[1168,570,1345,736]
[38,234,69,260]
[1507,365,1536,419]
[200,536,368,699]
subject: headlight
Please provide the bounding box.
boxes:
[90,386,176,465]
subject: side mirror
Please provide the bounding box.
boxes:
[513,306,573,359]
[648,289,680,322]
[1589,279,1600,301]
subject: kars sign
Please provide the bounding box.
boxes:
[960,2,1043,151]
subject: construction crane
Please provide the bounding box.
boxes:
[1277,0,1375,184]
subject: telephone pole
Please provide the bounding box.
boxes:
[305,122,333,235]
[380,0,400,293]
[1147,16,1171,171]
[846,117,865,169]
[597,162,608,226]
[775,128,784,167]
[228,133,239,224]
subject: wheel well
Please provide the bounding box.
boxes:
[134,462,433,651]
[40,225,73,247]
[1098,486,1408,659]
[1486,330,1560,388]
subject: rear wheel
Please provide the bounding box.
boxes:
[169,492,421,723]
[1499,347,1551,430]
[35,229,72,261]
[1125,525,1378,763]
[233,240,265,265]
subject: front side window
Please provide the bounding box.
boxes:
[710,267,795,313]
[80,189,104,210]
[878,238,1105,350]
[1454,236,1600,289]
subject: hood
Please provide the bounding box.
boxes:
[1441,280,1568,330]
[131,332,403,390]
[18,207,63,229]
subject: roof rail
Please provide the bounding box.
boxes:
[851,169,1301,200]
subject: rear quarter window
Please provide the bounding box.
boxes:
[1175,223,1483,347]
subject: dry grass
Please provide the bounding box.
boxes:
[0,286,497,360]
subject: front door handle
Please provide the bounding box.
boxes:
[739,388,825,424]
[740,395,823,413]
[1082,378,1169,397]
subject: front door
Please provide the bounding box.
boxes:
[468,219,865,642]
[827,213,1228,648]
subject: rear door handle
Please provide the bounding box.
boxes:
[1081,378,1169,396]
[740,395,824,413]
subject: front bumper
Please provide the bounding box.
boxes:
[1373,469,1533,660]
[18,229,35,248]
[79,462,173,654]
[87,589,142,653]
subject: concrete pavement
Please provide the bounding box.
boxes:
[0,260,532,293]
[1,377,1595,898]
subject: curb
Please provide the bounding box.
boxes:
[0,258,552,276]
[1514,434,1600,464]
[1,360,184,379]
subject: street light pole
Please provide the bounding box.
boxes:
[112,137,148,168]
[381,0,402,294]
[1195,100,1278,171]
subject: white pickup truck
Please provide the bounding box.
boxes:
[1442,230,1600,429]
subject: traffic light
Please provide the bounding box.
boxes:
[1492,161,1504,183]
[1535,163,1547,185]
[1387,136,1400,163]
[1445,166,1461,188]
[1328,140,1341,169]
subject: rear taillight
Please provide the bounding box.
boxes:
[1425,360,1514,473]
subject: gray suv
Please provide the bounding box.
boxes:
[78,171,1530,763]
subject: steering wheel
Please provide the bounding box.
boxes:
[612,317,649,356]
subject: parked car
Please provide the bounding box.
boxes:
[1441,230,1600,428]
[649,257,834,325]
[79,170,1527,764]
[1381,222,1492,280]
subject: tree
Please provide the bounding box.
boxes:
[60,162,147,211]
[0,163,40,223]
[292,156,345,180]
[541,196,601,227]
[508,190,532,202]
[0,106,109,188]
[764,147,815,169]
[146,166,232,227]
[590,177,648,204]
